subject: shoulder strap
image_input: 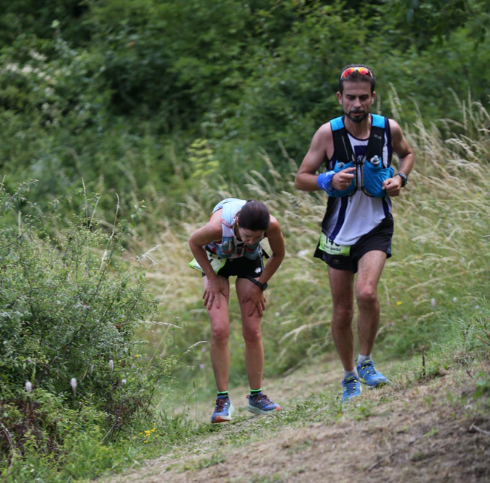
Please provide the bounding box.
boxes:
[365,114,386,160]
[330,116,354,163]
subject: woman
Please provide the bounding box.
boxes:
[189,198,285,423]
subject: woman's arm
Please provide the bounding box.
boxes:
[241,216,286,316]
[188,212,229,310]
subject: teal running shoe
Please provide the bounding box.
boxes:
[357,359,390,388]
[341,376,362,403]
[247,393,282,415]
[211,396,234,423]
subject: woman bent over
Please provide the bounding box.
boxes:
[189,198,285,423]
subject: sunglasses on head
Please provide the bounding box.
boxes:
[340,67,373,79]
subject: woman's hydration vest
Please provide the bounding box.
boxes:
[206,198,263,260]
[328,114,394,198]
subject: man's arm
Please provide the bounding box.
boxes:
[295,123,355,192]
[382,119,415,197]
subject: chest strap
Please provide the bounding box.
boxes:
[330,114,386,166]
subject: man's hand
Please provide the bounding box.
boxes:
[382,175,403,197]
[331,167,355,191]
[203,275,228,310]
[242,285,266,317]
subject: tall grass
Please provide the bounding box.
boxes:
[135,98,490,392]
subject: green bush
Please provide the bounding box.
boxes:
[0,182,174,475]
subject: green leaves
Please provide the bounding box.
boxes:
[188,138,219,178]
[0,184,170,465]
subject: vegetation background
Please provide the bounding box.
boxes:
[0,0,489,481]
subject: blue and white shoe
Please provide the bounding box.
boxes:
[211,396,235,423]
[357,359,390,388]
[247,393,282,415]
[341,376,362,403]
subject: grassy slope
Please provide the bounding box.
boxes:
[94,103,490,482]
[100,348,490,482]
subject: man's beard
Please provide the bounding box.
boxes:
[346,110,368,123]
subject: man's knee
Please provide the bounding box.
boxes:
[332,306,355,326]
[356,285,378,307]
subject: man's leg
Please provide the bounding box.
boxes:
[355,250,390,387]
[355,250,386,356]
[328,267,356,371]
[328,266,363,403]
[203,275,231,392]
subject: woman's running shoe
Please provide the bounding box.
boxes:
[247,393,282,415]
[211,396,235,423]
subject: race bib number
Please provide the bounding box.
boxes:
[189,255,226,274]
[319,233,351,256]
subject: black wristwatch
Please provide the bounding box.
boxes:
[247,276,268,291]
[395,172,408,187]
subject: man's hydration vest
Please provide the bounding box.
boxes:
[327,114,394,198]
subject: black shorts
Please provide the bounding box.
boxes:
[314,216,393,273]
[201,255,265,280]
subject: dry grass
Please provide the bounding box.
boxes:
[132,98,490,377]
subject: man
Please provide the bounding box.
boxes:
[295,65,414,403]
[189,198,285,422]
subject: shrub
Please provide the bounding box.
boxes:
[0,182,172,474]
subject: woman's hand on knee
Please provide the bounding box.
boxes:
[203,275,228,310]
[242,286,266,317]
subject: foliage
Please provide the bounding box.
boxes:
[0,182,177,478]
[0,0,489,212]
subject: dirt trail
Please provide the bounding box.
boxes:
[102,361,490,483]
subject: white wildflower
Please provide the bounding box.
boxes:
[109,360,114,372]
[70,378,77,396]
[25,381,32,392]
[121,379,127,385]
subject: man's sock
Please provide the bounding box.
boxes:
[343,369,358,379]
[217,390,229,399]
[357,354,372,365]
[250,388,262,398]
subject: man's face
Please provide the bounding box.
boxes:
[337,81,375,123]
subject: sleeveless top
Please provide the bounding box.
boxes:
[206,198,263,260]
[322,118,393,246]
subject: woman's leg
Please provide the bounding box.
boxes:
[235,277,264,390]
[203,275,231,392]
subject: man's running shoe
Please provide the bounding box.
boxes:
[357,359,390,388]
[341,376,362,403]
[247,393,282,415]
[211,396,234,423]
